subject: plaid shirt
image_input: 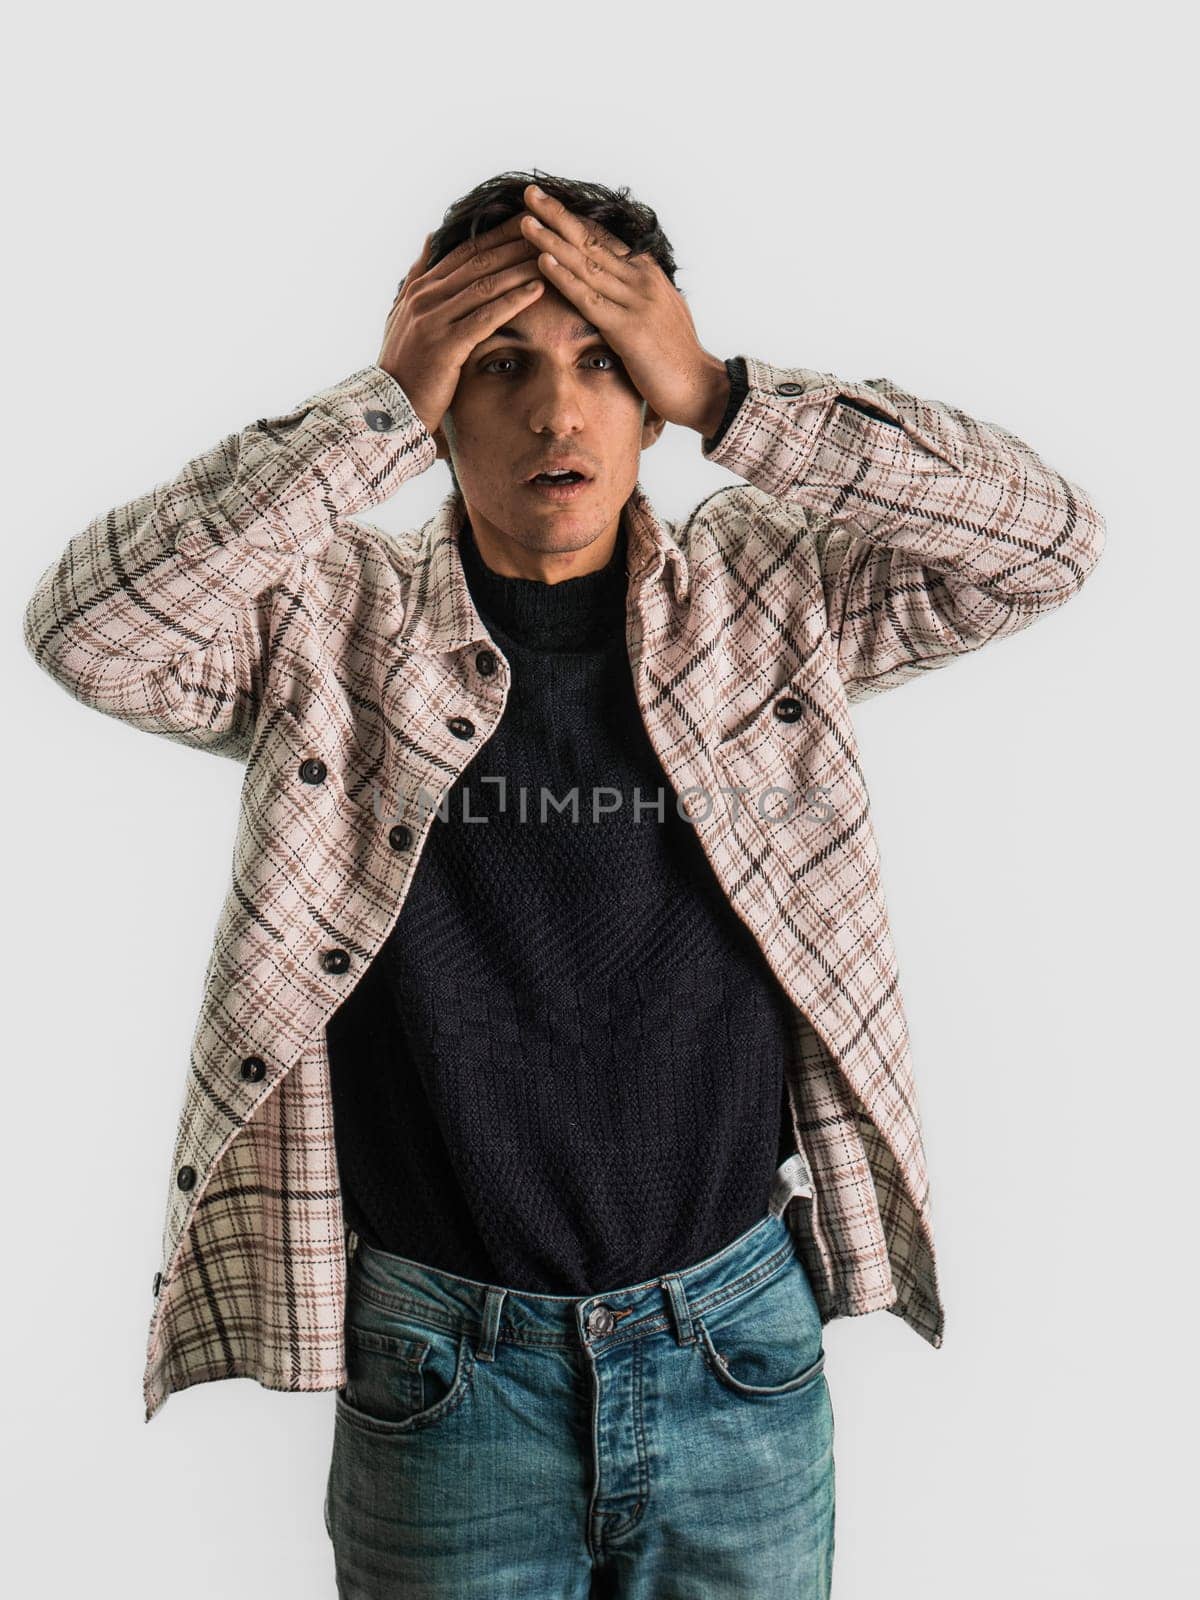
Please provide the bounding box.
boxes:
[22,356,1105,1422]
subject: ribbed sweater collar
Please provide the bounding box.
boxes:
[457,514,628,652]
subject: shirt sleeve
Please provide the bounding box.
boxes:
[22,365,436,757]
[697,354,1107,699]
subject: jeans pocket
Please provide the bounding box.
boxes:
[337,1317,475,1435]
[696,1250,827,1399]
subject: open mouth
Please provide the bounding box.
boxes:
[523,468,594,501]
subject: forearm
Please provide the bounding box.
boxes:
[23,364,436,752]
[701,356,1106,609]
[24,365,435,679]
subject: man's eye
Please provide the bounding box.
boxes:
[481,353,621,375]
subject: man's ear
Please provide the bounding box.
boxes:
[641,408,668,450]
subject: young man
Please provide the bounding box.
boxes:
[23,169,1105,1596]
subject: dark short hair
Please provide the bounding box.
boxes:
[412,169,681,491]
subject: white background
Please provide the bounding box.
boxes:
[3,1,1194,1594]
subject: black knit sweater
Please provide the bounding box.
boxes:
[326,492,796,1294]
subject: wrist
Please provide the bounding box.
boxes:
[694,354,732,440]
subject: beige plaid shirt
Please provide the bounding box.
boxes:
[22,355,1105,1422]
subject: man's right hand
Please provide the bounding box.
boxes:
[377,214,546,456]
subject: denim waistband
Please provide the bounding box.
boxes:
[344,1150,817,1360]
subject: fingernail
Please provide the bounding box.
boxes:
[530,184,545,198]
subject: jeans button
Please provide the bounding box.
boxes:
[587,1304,616,1336]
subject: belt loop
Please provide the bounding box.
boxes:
[476,1286,506,1362]
[345,1228,359,1263]
[661,1272,696,1345]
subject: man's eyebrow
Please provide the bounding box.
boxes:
[477,319,603,345]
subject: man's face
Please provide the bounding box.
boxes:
[436,282,665,565]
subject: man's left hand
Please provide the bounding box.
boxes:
[518,184,730,439]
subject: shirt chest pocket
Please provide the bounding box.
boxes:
[239,701,379,905]
[711,643,842,822]
[710,643,874,928]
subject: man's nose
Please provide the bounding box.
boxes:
[527,370,588,434]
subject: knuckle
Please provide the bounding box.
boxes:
[473,272,496,297]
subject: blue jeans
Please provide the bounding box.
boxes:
[324,1206,835,1596]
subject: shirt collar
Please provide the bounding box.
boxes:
[395,480,688,657]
